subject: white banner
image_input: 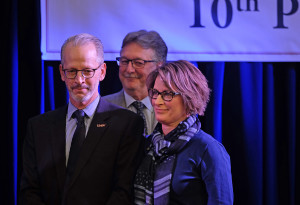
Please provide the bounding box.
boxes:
[41,0,300,62]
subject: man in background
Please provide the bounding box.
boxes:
[103,30,168,136]
[20,33,144,205]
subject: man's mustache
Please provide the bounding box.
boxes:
[71,84,89,90]
[124,74,139,78]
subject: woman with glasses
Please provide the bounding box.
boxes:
[134,60,234,205]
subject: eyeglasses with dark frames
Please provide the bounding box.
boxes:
[62,64,102,79]
[116,57,157,69]
[148,88,181,102]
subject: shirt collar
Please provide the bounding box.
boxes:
[67,95,100,121]
[123,90,153,111]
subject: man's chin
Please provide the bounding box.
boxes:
[71,93,88,103]
[123,77,139,84]
[123,81,141,90]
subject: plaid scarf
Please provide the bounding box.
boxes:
[134,115,201,205]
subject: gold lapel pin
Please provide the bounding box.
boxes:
[97,123,106,127]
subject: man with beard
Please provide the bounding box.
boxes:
[20,33,144,205]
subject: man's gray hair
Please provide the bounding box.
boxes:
[61,33,104,65]
[121,30,168,63]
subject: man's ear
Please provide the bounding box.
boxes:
[99,63,107,81]
[59,64,66,81]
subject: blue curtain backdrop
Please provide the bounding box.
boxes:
[2,0,299,204]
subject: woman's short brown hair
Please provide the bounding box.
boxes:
[146,60,210,116]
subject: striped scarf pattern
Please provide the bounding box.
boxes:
[134,115,201,205]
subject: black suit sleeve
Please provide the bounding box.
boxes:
[20,119,46,205]
[106,114,144,205]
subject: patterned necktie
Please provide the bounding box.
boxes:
[132,101,148,136]
[67,110,86,178]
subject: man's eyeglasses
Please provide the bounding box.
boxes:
[62,64,102,79]
[116,57,157,69]
[148,88,181,102]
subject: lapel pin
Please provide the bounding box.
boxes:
[97,123,106,127]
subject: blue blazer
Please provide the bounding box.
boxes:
[20,98,144,205]
[170,129,234,204]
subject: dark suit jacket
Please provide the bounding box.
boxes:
[20,98,144,205]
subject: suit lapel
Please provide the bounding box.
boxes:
[50,106,67,195]
[112,89,126,108]
[65,98,112,189]
[119,90,127,108]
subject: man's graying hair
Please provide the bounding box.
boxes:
[121,30,168,63]
[60,33,104,65]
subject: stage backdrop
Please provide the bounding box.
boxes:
[41,0,300,62]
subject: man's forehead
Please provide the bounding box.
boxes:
[121,43,155,56]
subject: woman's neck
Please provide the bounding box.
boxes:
[161,124,177,136]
